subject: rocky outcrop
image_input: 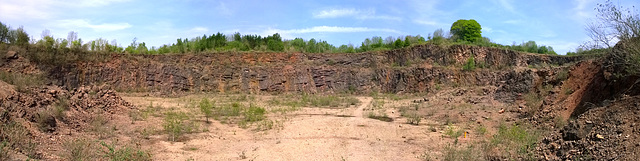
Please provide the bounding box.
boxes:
[44,44,586,98]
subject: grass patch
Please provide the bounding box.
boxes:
[88,114,114,139]
[485,123,539,160]
[269,94,360,108]
[163,111,200,142]
[399,107,421,125]
[442,144,483,161]
[367,112,393,122]
[0,71,45,93]
[199,98,214,123]
[0,121,38,159]
[100,141,152,161]
[444,124,464,139]
[61,138,97,161]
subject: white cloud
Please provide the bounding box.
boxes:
[216,1,233,16]
[413,20,440,26]
[313,8,401,21]
[483,27,493,33]
[75,0,130,7]
[0,0,55,20]
[265,26,400,34]
[503,20,523,24]
[497,0,516,13]
[189,27,209,33]
[537,40,581,55]
[313,8,360,18]
[572,0,596,21]
[56,19,132,32]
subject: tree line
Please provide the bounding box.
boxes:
[1,20,558,55]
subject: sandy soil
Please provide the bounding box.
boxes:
[119,95,464,161]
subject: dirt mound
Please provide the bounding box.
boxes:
[0,85,134,160]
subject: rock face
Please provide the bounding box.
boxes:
[47,44,586,98]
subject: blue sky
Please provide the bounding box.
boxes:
[1,0,638,54]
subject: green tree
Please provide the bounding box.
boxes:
[0,21,9,44]
[450,19,482,42]
[199,98,214,123]
[14,26,30,47]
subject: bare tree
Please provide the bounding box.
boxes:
[584,0,640,49]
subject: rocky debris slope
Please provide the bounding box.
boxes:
[537,95,640,160]
[0,82,133,159]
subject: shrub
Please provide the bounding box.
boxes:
[367,112,393,122]
[243,104,265,122]
[199,98,214,123]
[0,121,38,158]
[62,138,97,161]
[487,124,539,159]
[462,56,476,71]
[163,111,198,142]
[0,141,9,160]
[100,141,152,161]
[405,112,422,125]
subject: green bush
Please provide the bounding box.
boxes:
[62,138,97,161]
[100,141,152,161]
[243,104,266,122]
[487,124,539,159]
[199,98,214,123]
[462,56,476,71]
[404,112,422,125]
[163,111,198,142]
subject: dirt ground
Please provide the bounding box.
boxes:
[111,85,515,161]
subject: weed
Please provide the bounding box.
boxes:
[53,97,70,121]
[100,141,152,161]
[0,71,45,93]
[243,104,266,122]
[444,124,463,138]
[487,123,539,159]
[89,114,113,139]
[556,69,569,81]
[417,151,433,161]
[61,138,97,161]
[523,92,542,117]
[554,115,567,129]
[255,119,283,131]
[462,56,476,71]
[564,88,575,95]
[405,112,422,125]
[163,111,199,142]
[442,144,483,161]
[0,121,38,158]
[199,98,214,123]
[36,109,57,132]
[475,125,488,136]
[0,141,8,160]
[367,112,393,122]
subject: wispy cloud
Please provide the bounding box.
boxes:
[216,1,233,16]
[265,26,400,35]
[502,20,523,24]
[75,0,130,7]
[497,0,516,13]
[413,20,441,26]
[572,0,596,21]
[312,8,401,21]
[56,19,132,32]
[0,0,55,20]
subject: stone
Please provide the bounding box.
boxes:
[5,51,17,59]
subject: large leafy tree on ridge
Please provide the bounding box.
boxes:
[450,19,482,42]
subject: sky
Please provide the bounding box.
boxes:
[0,0,638,54]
